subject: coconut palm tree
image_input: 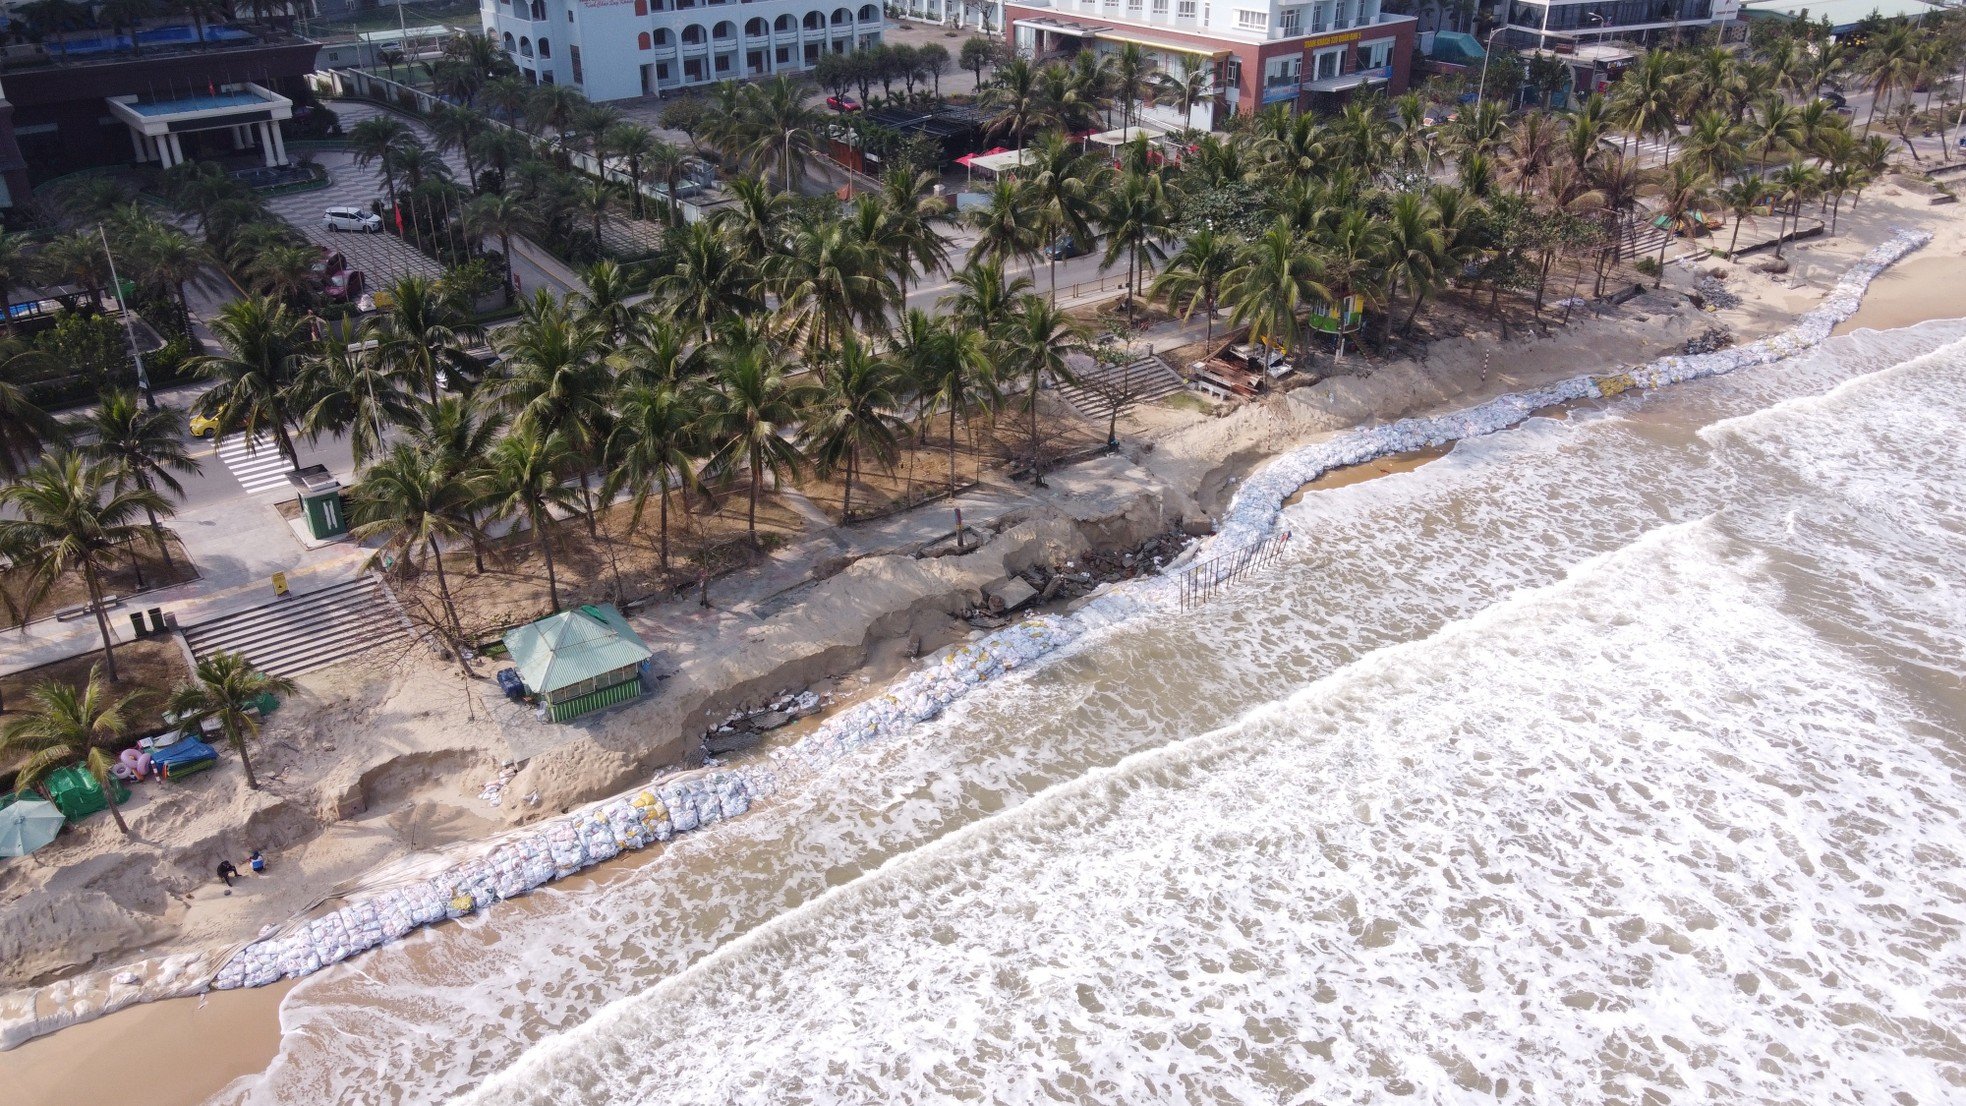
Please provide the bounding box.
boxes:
[74,390,200,567]
[348,442,478,636]
[485,427,584,612]
[0,344,60,479]
[604,122,657,218]
[0,669,139,835]
[124,222,209,338]
[1745,93,1806,170]
[1861,23,1923,131]
[906,312,999,497]
[1099,169,1173,322]
[1720,175,1774,257]
[966,175,1041,276]
[0,455,171,683]
[162,652,296,792]
[1025,132,1105,304]
[945,259,1035,336]
[807,335,909,521]
[874,166,955,284]
[1648,161,1712,286]
[983,57,1051,143]
[651,219,759,342]
[375,275,483,404]
[644,138,689,227]
[242,242,322,310]
[734,75,824,193]
[1609,49,1681,164]
[701,340,816,544]
[348,115,415,210]
[36,231,108,311]
[1156,56,1215,129]
[1770,158,1823,260]
[0,230,36,334]
[772,211,898,362]
[713,175,796,275]
[1679,109,1746,183]
[292,321,416,466]
[1001,295,1086,487]
[189,295,308,467]
[1222,218,1331,366]
[462,192,535,303]
[1379,192,1447,340]
[604,381,701,571]
[487,292,613,523]
[1109,42,1154,133]
[571,259,640,344]
[1150,227,1235,351]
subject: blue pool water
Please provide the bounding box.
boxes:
[125,91,267,116]
[54,24,251,55]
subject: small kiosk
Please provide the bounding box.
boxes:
[502,604,654,723]
[288,465,349,542]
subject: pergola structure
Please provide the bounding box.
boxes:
[106,82,292,170]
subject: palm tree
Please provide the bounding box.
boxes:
[966,175,1041,276]
[1862,23,1923,131]
[945,259,1035,335]
[772,212,897,362]
[0,455,170,682]
[348,116,414,210]
[713,175,796,274]
[1156,56,1215,128]
[1648,161,1711,286]
[75,390,201,567]
[0,669,138,835]
[1002,295,1086,486]
[349,442,477,636]
[808,336,908,521]
[36,231,108,310]
[735,75,823,193]
[1745,94,1805,170]
[604,122,657,218]
[375,275,483,404]
[525,82,589,153]
[605,381,701,571]
[1679,110,1746,183]
[162,653,296,792]
[0,343,60,478]
[983,57,1052,143]
[1222,218,1331,366]
[0,230,36,334]
[651,219,759,341]
[487,292,612,524]
[874,167,955,284]
[462,193,535,303]
[293,321,416,466]
[1609,49,1680,164]
[1720,175,1774,258]
[1109,42,1154,133]
[190,295,308,467]
[1151,228,1235,351]
[702,341,815,544]
[1379,192,1447,339]
[906,312,999,497]
[485,427,583,612]
[1770,158,1823,260]
[644,138,689,227]
[1025,133,1105,305]
[1099,169,1173,322]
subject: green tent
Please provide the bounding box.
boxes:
[503,604,654,723]
[42,764,128,822]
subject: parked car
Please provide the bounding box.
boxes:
[323,206,382,233]
[825,95,861,112]
[1817,89,1848,109]
[1043,235,1087,260]
[309,248,348,281]
[189,412,222,438]
[325,268,366,303]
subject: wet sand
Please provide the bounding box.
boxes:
[0,979,292,1106]
[1835,253,1966,334]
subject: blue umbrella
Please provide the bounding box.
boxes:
[0,799,67,857]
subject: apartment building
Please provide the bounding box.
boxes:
[892,0,1006,33]
[1002,0,1416,128]
[482,0,885,102]
[1496,0,1743,50]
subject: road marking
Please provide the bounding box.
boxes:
[215,433,296,494]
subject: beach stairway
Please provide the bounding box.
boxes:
[181,575,412,678]
[1056,354,1187,421]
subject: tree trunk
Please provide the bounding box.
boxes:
[502,232,517,304]
[537,510,561,611]
[842,446,855,522]
[427,535,460,637]
[84,561,120,684]
[1027,379,1044,487]
[948,404,960,497]
[102,776,130,835]
[747,448,761,542]
[1727,216,1744,258]
[233,726,261,790]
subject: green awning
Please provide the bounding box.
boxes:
[502,604,653,697]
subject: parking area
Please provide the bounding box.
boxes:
[263,119,446,287]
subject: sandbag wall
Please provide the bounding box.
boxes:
[210,230,1927,993]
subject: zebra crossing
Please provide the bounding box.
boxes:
[213,432,297,494]
[1629,137,1676,165]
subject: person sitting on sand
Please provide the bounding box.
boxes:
[249,849,266,875]
[216,860,240,887]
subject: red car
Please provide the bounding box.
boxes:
[325,268,366,303]
[309,248,348,281]
[825,95,861,112]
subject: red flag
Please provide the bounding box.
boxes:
[208,79,217,95]
[393,204,403,234]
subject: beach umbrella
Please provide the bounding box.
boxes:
[0,799,66,857]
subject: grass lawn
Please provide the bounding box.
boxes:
[1,534,197,631]
[0,638,192,783]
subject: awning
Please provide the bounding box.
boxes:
[1086,125,1168,147]
[968,148,1036,175]
[1087,28,1233,57]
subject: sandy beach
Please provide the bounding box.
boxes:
[4,185,1964,1104]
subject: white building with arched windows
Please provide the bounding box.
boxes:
[483,0,884,101]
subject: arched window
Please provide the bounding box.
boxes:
[857,3,876,18]
[538,37,550,57]
[519,35,533,56]
[676,0,696,9]
[745,17,766,35]
[529,0,544,19]
[831,7,850,25]
[654,27,673,44]
[634,0,647,12]
[775,13,795,30]
[803,10,823,28]
[638,30,652,48]
[502,31,515,51]
[713,20,735,39]
[682,23,706,43]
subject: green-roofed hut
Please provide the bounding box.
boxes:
[503,604,654,722]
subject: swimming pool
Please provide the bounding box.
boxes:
[52,24,252,56]
[125,91,268,116]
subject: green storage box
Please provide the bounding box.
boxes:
[42,764,128,822]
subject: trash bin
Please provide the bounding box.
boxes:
[147,608,165,634]
[129,612,147,638]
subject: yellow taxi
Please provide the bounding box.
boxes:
[189,412,222,438]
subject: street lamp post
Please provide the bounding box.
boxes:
[1474,26,1509,110]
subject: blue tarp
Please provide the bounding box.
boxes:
[150,738,218,771]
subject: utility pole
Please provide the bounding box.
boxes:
[99,224,155,411]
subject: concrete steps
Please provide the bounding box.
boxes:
[1056,354,1186,421]
[181,575,411,678]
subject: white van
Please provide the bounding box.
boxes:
[323,206,383,233]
